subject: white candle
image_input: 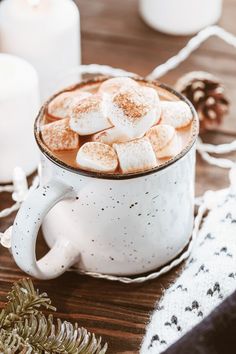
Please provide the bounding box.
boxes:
[0,0,81,100]
[139,0,223,36]
[0,54,40,183]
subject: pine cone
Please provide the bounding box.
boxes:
[175,71,229,132]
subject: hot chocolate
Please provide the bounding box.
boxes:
[40,77,195,175]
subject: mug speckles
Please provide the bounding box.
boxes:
[11,78,198,280]
[39,145,196,276]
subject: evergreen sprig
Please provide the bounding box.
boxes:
[0,279,108,353]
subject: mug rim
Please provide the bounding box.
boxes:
[34,76,199,180]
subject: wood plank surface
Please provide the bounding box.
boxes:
[0,1,236,352]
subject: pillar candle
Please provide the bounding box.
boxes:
[139,0,223,36]
[0,54,40,183]
[0,0,81,101]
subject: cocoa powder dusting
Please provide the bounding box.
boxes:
[113,90,149,120]
[72,95,100,115]
[41,118,79,151]
[82,143,116,165]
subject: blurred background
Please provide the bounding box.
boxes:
[77,0,234,75]
[75,0,236,137]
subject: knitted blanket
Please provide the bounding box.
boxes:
[164,289,236,354]
[141,170,236,353]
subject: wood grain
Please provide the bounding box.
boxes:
[1,0,236,352]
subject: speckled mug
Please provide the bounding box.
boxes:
[12,78,199,280]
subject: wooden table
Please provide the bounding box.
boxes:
[1,1,236,352]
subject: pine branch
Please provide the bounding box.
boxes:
[0,328,28,353]
[14,314,108,353]
[1,278,55,328]
[0,279,108,353]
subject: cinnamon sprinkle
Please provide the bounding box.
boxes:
[82,142,116,164]
[113,88,150,120]
[72,95,101,116]
[41,118,79,151]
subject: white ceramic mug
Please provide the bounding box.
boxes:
[12,78,198,280]
[139,0,223,35]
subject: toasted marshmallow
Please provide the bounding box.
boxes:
[48,90,91,119]
[103,86,161,139]
[113,137,157,174]
[146,124,181,159]
[161,101,193,129]
[76,142,118,173]
[41,118,79,151]
[98,77,139,95]
[70,95,112,135]
[92,127,130,145]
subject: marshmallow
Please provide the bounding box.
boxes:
[146,124,175,151]
[76,142,118,173]
[161,101,193,129]
[157,134,181,159]
[147,124,181,159]
[70,95,112,135]
[48,90,91,119]
[92,127,130,145]
[113,137,157,174]
[41,118,79,151]
[98,77,139,95]
[103,86,161,139]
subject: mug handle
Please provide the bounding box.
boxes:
[12,179,80,280]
